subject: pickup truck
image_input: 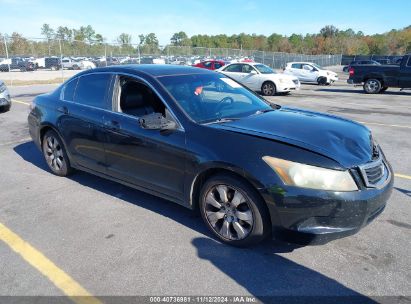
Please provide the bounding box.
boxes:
[347,54,411,93]
[0,57,37,72]
[61,58,82,70]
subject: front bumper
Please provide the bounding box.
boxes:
[262,163,394,245]
[276,81,300,92]
[0,93,11,107]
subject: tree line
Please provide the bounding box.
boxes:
[1,24,411,57]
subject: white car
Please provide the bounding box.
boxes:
[283,62,338,85]
[218,62,300,96]
[80,60,96,70]
[0,80,11,112]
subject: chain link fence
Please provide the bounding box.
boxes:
[341,54,404,65]
[0,36,342,85]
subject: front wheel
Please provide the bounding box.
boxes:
[199,174,270,247]
[42,130,73,177]
[363,79,382,94]
[261,82,276,96]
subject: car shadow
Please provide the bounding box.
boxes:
[394,187,411,198]
[14,141,377,302]
[316,88,411,96]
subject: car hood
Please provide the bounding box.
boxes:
[211,107,372,168]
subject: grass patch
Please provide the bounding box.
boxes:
[4,78,64,86]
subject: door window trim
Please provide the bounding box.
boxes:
[111,73,185,132]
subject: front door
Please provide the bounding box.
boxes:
[103,77,187,201]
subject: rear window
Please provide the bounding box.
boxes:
[62,78,78,101]
[74,74,111,108]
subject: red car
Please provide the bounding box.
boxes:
[193,60,225,70]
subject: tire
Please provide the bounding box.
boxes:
[0,105,11,112]
[261,81,276,96]
[363,79,382,94]
[199,173,270,247]
[317,76,327,85]
[42,130,73,177]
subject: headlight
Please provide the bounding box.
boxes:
[262,156,358,191]
[0,84,6,93]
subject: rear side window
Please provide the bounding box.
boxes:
[75,74,111,108]
[214,62,222,69]
[291,63,302,69]
[62,78,78,101]
[224,64,242,72]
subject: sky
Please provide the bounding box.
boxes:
[1,0,410,45]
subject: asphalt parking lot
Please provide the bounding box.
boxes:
[0,72,410,303]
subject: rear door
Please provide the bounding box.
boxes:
[221,64,244,82]
[399,57,411,88]
[289,63,303,80]
[58,73,113,173]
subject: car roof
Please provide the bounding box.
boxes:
[79,64,214,78]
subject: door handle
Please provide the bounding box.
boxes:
[57,106,68,114]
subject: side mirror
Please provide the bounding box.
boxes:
[139,113,177,131]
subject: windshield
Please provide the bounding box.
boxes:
[158,73,272,123]
[254,64,276,74]
[312,63,323,70]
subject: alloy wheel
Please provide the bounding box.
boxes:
[365,80,380,93]
[44,135,65,172]
[204,184,254,240]
[262,83,275,96]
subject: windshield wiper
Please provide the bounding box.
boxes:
[202,117,241,125]
[253,108,275,115]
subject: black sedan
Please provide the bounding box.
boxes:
[28,65,393,247]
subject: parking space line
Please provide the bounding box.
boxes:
[358,121,411,129]
[395,173,411,180]
[11,99,30,106]
[0,222,102,304]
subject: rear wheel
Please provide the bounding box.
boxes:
[363,79,382,94]
[199,174,270,247]
[42,130,73,177]
[261,81,276,96]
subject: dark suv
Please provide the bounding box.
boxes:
[28,65,393,247]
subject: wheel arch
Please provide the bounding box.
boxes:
[39,123,73,161]
[189,163,267,211]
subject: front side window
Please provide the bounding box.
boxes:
[254,64,275,74]
[117,76,165,117]
[203,61,212,68]
[159,73,272,123]
[242,64,255,73]
[62,78,78,101]
[75,74,111,108]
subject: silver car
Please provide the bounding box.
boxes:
[0,80,11,112]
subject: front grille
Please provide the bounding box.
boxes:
[365,164,384,184]
[359,159,389,188]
